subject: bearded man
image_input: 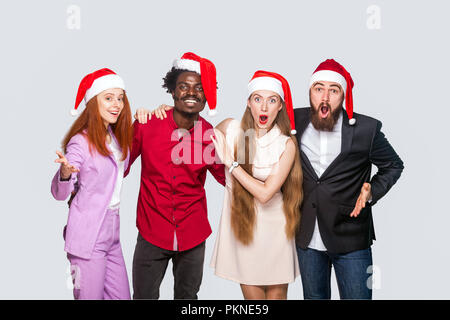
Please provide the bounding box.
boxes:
[293,59,404,299]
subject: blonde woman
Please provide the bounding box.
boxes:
[209,71,303,300]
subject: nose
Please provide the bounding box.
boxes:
[261,99,268,112]
[321,89,330,103]
[188,86,196,96]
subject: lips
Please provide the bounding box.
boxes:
[259,114,268,124]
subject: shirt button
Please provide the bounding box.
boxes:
[312,203,316,208]
[316,181,321,185]
[176,224,179,228]
[173,176,176,179]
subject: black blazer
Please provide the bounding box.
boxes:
[294,107,404,254]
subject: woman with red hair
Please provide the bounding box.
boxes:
[51,68,133,299]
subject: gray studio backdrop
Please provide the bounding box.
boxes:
[0,0,448,299]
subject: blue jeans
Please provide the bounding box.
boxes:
[297,247,373,300]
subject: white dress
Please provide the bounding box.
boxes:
[210,120,300,285]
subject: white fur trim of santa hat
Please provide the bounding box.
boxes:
[248,77,284,99]
[173,58,201,74]
[309,70,347,93]
[84,74,125,104]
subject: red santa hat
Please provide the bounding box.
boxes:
[173,52,217,116]
[248,70,296,135]
[309,59,356,125]
[72,68,125,116]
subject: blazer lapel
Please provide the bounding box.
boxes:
[295,108,310,138]
[107,127,131,172]
[106,126,119,167]
[295,108,319,180]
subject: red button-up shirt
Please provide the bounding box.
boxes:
[125,109,225,251]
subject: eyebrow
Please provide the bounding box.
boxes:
[252,94,279,99]
[313,82,341,90]
[177,81,202,86]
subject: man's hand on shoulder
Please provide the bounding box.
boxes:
[134,104,173,124]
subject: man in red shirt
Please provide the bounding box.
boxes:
[125,53,225,299]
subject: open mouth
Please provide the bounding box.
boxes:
[259,115,268,124]
[109,110,120,117]
[319,104,330,119]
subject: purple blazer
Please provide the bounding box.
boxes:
[51,128,130,259]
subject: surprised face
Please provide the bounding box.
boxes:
[248,90,283,135]
[309,81,344,131]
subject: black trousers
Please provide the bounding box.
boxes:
[132,233,205,299]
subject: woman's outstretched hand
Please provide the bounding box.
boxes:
[55,151,79,180]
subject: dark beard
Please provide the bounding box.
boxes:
[309,98,343,131]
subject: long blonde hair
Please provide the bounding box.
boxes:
[231,102,303,245]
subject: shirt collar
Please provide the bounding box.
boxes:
[168,108,204,135]
[256,124,282,147]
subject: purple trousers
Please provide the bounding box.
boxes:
[67,208,130,300]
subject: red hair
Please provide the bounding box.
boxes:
[62,93,133,161]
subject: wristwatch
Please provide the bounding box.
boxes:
[229,161,239,173]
